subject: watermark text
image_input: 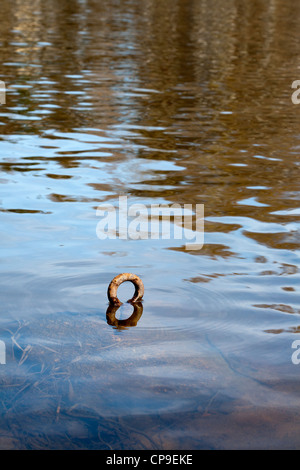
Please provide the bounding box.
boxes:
[96,196,204,250]
[291,80,300,104]
[0,340,6,364]
[0,80,6,105]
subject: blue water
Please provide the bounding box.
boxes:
[0,0,300,449]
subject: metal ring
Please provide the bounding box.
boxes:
[107,273,144,306]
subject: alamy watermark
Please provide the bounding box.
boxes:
[96,196,204,250]
[291,80,300,104]
[0,80,6,105]
[291,340,300,364]
[0,340,6,365]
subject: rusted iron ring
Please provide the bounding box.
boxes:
[107,273,144,306]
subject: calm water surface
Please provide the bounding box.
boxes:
[0,0,300,449]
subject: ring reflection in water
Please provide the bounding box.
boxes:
[106,302,143,330]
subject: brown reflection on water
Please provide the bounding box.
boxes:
[106,302,143,330]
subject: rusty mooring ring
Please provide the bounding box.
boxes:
[107,273,144,306]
